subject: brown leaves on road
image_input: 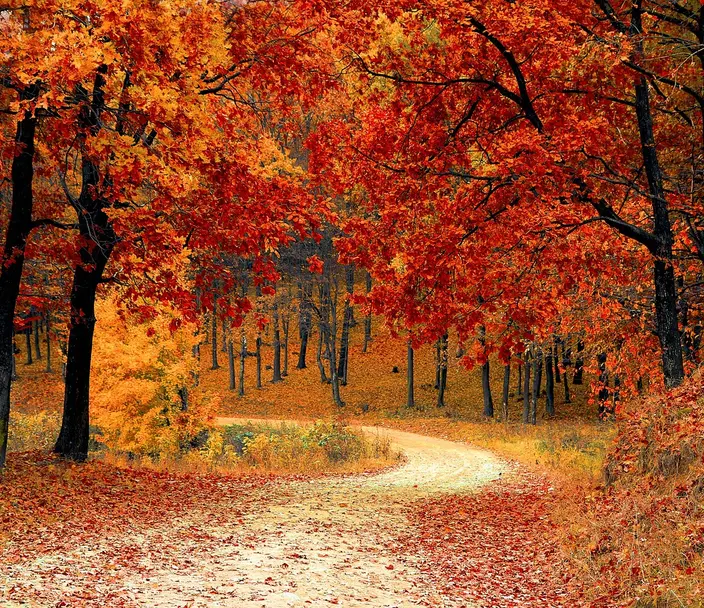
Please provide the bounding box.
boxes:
[403,465,585,608]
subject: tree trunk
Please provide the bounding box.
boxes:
[633,77,684,388]
[597,353,610,418]
[33,318,41,359]
[362,271,372,353]
[272,299,282,383]
[45,314,52,373]
[502,363,510,422]
[530,348,542,425]
[56,65,117,462]
[522,351,531,424]
[282,312,290,377]
[228,340,236,391]
[337,266,354,386]
[406,339,415,408]
[482,359,494,417]
[517,362,522,400]
[24,329,32,365]
[0,92,37,468]
[211,295,219,370]
[313,324,326,383]
[545,348,555,417]
[55,207,115,461]
[437,333,448,408]
[238,330,246,397]
[297,281,312,369]
[255,333,262,389]
[562,341,571,403]
[553,340,560,383]
[573,340,584,385]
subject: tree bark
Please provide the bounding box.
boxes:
[272,299,282,383]
[337,266,354,386]
[573,340,584,385]
[545,348,555,417]
[522,350,531,424]
[437,333,448,408]
[211,295,219,370]
[482,359,494,417]
[255,333,262,389]
[502,363,510,421]
[297,281,312,369]
[238,330,246,397]
[45,314,52,373]
[228,340,236,391]
[406,339,415,408]
[0,93,36,468]
[24,329,32,365]
[562,341,572,403]
[282,310,290,377]
[362,271,372,353]
[33,317,41,359]
[530,348,542,425]
[56,65,117,462]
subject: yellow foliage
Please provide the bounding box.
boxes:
[91,297,217,458]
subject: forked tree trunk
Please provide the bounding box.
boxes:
[337,266,354,386]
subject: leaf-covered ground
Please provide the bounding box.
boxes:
[0,428,595,608]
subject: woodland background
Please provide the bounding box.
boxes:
[1,1,704,607]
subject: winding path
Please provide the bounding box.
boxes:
[133,425,505,607]
[5,426,505,607]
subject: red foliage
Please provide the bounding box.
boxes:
[402,466,584,607]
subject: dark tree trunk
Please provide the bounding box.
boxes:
[272,299,282,383]
[211,296,219,370]
[545,348,555,417]
[337,266,354,386]
[502,363,510,421]
[45,314,52,373]
[316,323,329,384]
[0,91,37,468]
[562,341,572,403]
[56,65,117,462]
[553,340,560,383]
[362,271,372,353]
[406,339,415,408]
[297,281,312,369]
[282,312,290,377]
[221,316,228,353]
[33,318,41,360]
[530,348,542,425]
[238,330,246,397]
[573,340,584,385]
[434,339,441,390]
[255,333,262,389]
[24,329,32,365]
[522,351,531,424]
[633,77,684,388]
[437,333,448,408]
[55,209,115,461]
[597,353,610,419]
[517,362,522,400]
[482,360,494,417]
[228,340,236,391]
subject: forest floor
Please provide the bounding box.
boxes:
[0,427,578,608]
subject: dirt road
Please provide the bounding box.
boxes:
[4,426,504,607]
